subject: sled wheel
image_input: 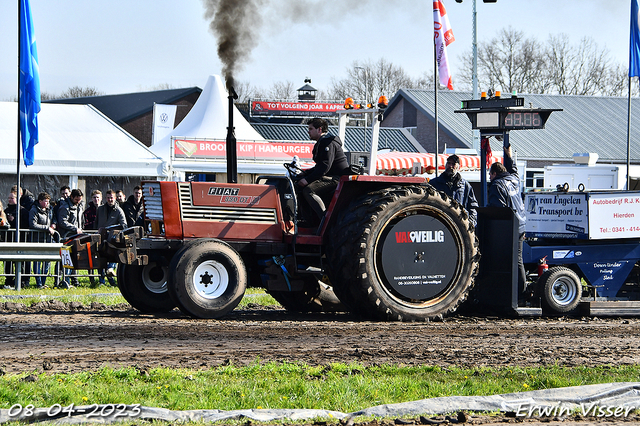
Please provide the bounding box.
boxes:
[327,185,479,321]
[168,239,247,319]
[269,279,344,313]
[539,266,581,315]
[117,262,176,313]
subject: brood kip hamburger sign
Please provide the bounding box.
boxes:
[173,139,314,161]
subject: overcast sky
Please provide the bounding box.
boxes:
[0,0,632,101]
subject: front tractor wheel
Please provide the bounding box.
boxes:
[117,262,176,313]
[327,185,479,321]
[168,240,247,319]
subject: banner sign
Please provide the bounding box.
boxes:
[525,193,588,239]
[588,192,640,239]
[173,139,314,161]
[251,101,344,117]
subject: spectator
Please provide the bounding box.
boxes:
[115,189,126,206]
[52,185,71,224]
[11,185,36,212]
[29,192,56,288]
[123,186,144,227]
[0,201,8,228]
[83,190,102,230]
[6,190,29,231]
[96,189,126,286]
[57,189,84,288]
[5,189,30,288]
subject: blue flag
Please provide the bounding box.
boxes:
[631,0,640,77]
[19,0,40,166]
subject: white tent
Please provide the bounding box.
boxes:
[150,75,288,179]
[0,102,163,178]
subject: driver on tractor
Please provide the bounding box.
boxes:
[296,118,350,223]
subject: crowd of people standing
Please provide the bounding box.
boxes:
[0,184,144,289]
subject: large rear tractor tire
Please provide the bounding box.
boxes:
[326,185,479,321]
[117,262,176,313]
[168,239,247,319]
[269,279,344,313]
[538,266,581,315]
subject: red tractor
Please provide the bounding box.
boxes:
[63,107,479,321]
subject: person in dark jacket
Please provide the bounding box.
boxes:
[4,190,31,288]
[122,186,144,227]
[297,118,350,221]
[29,192,57,288]
[95,189,126,286]
[488,145,527,298]
[430,154,478,227]
[83,190,102,230]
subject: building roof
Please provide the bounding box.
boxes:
[45,87,202,124]
[387,89,640,163]
[252,123,423,153]
[0,102,163,177]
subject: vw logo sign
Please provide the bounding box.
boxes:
[160,112,169,123]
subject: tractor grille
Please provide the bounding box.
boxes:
[178,183,277,223]
[143,182,163,220]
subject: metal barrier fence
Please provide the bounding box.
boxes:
[0,228,100,290]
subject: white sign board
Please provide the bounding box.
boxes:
[588,192,640,239]
[525,193,588,239]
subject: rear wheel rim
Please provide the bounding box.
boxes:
[141,264,169,294]
[193,260,229,300]
[551,277,578,306]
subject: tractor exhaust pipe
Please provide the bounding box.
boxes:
[226,86,238,183]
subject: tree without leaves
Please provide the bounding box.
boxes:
[58,86,104,99]
[458,27,628,97]
[327,58,423,102]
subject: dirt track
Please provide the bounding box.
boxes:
[2,303,640,425]
[1,303,639,375]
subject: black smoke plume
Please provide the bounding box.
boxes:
[202,0,264,91]
[202,0,374,91]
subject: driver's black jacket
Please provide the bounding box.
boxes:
[303,134,350,183]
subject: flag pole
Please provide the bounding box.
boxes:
[627,76,632,190]
[434,37,439,178]
[16,0,23,289]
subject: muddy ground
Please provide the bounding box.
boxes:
[1,302,639,425]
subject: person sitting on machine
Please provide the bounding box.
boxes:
[296,117,350,223]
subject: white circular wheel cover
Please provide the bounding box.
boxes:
[551,277,578,306]
[192,260,229,300]
[141,264,169,294]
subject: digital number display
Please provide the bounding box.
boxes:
[504,112,543,128]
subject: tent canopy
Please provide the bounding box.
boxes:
[151,75,268,175]
[0,102,163,177]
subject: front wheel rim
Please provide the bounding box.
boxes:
[192,260,229,300]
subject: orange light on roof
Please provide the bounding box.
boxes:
[367,103,374,109]
[378,96,388,108]
[344,98,354,109]
[355,103,364,109]
[495,90,501,98]
[481,92,487,100]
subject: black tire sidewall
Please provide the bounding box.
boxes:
[117,263,176,313]
[327,186,479,321]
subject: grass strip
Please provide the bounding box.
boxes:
[0,363,638,413]
[0,286,276,308]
